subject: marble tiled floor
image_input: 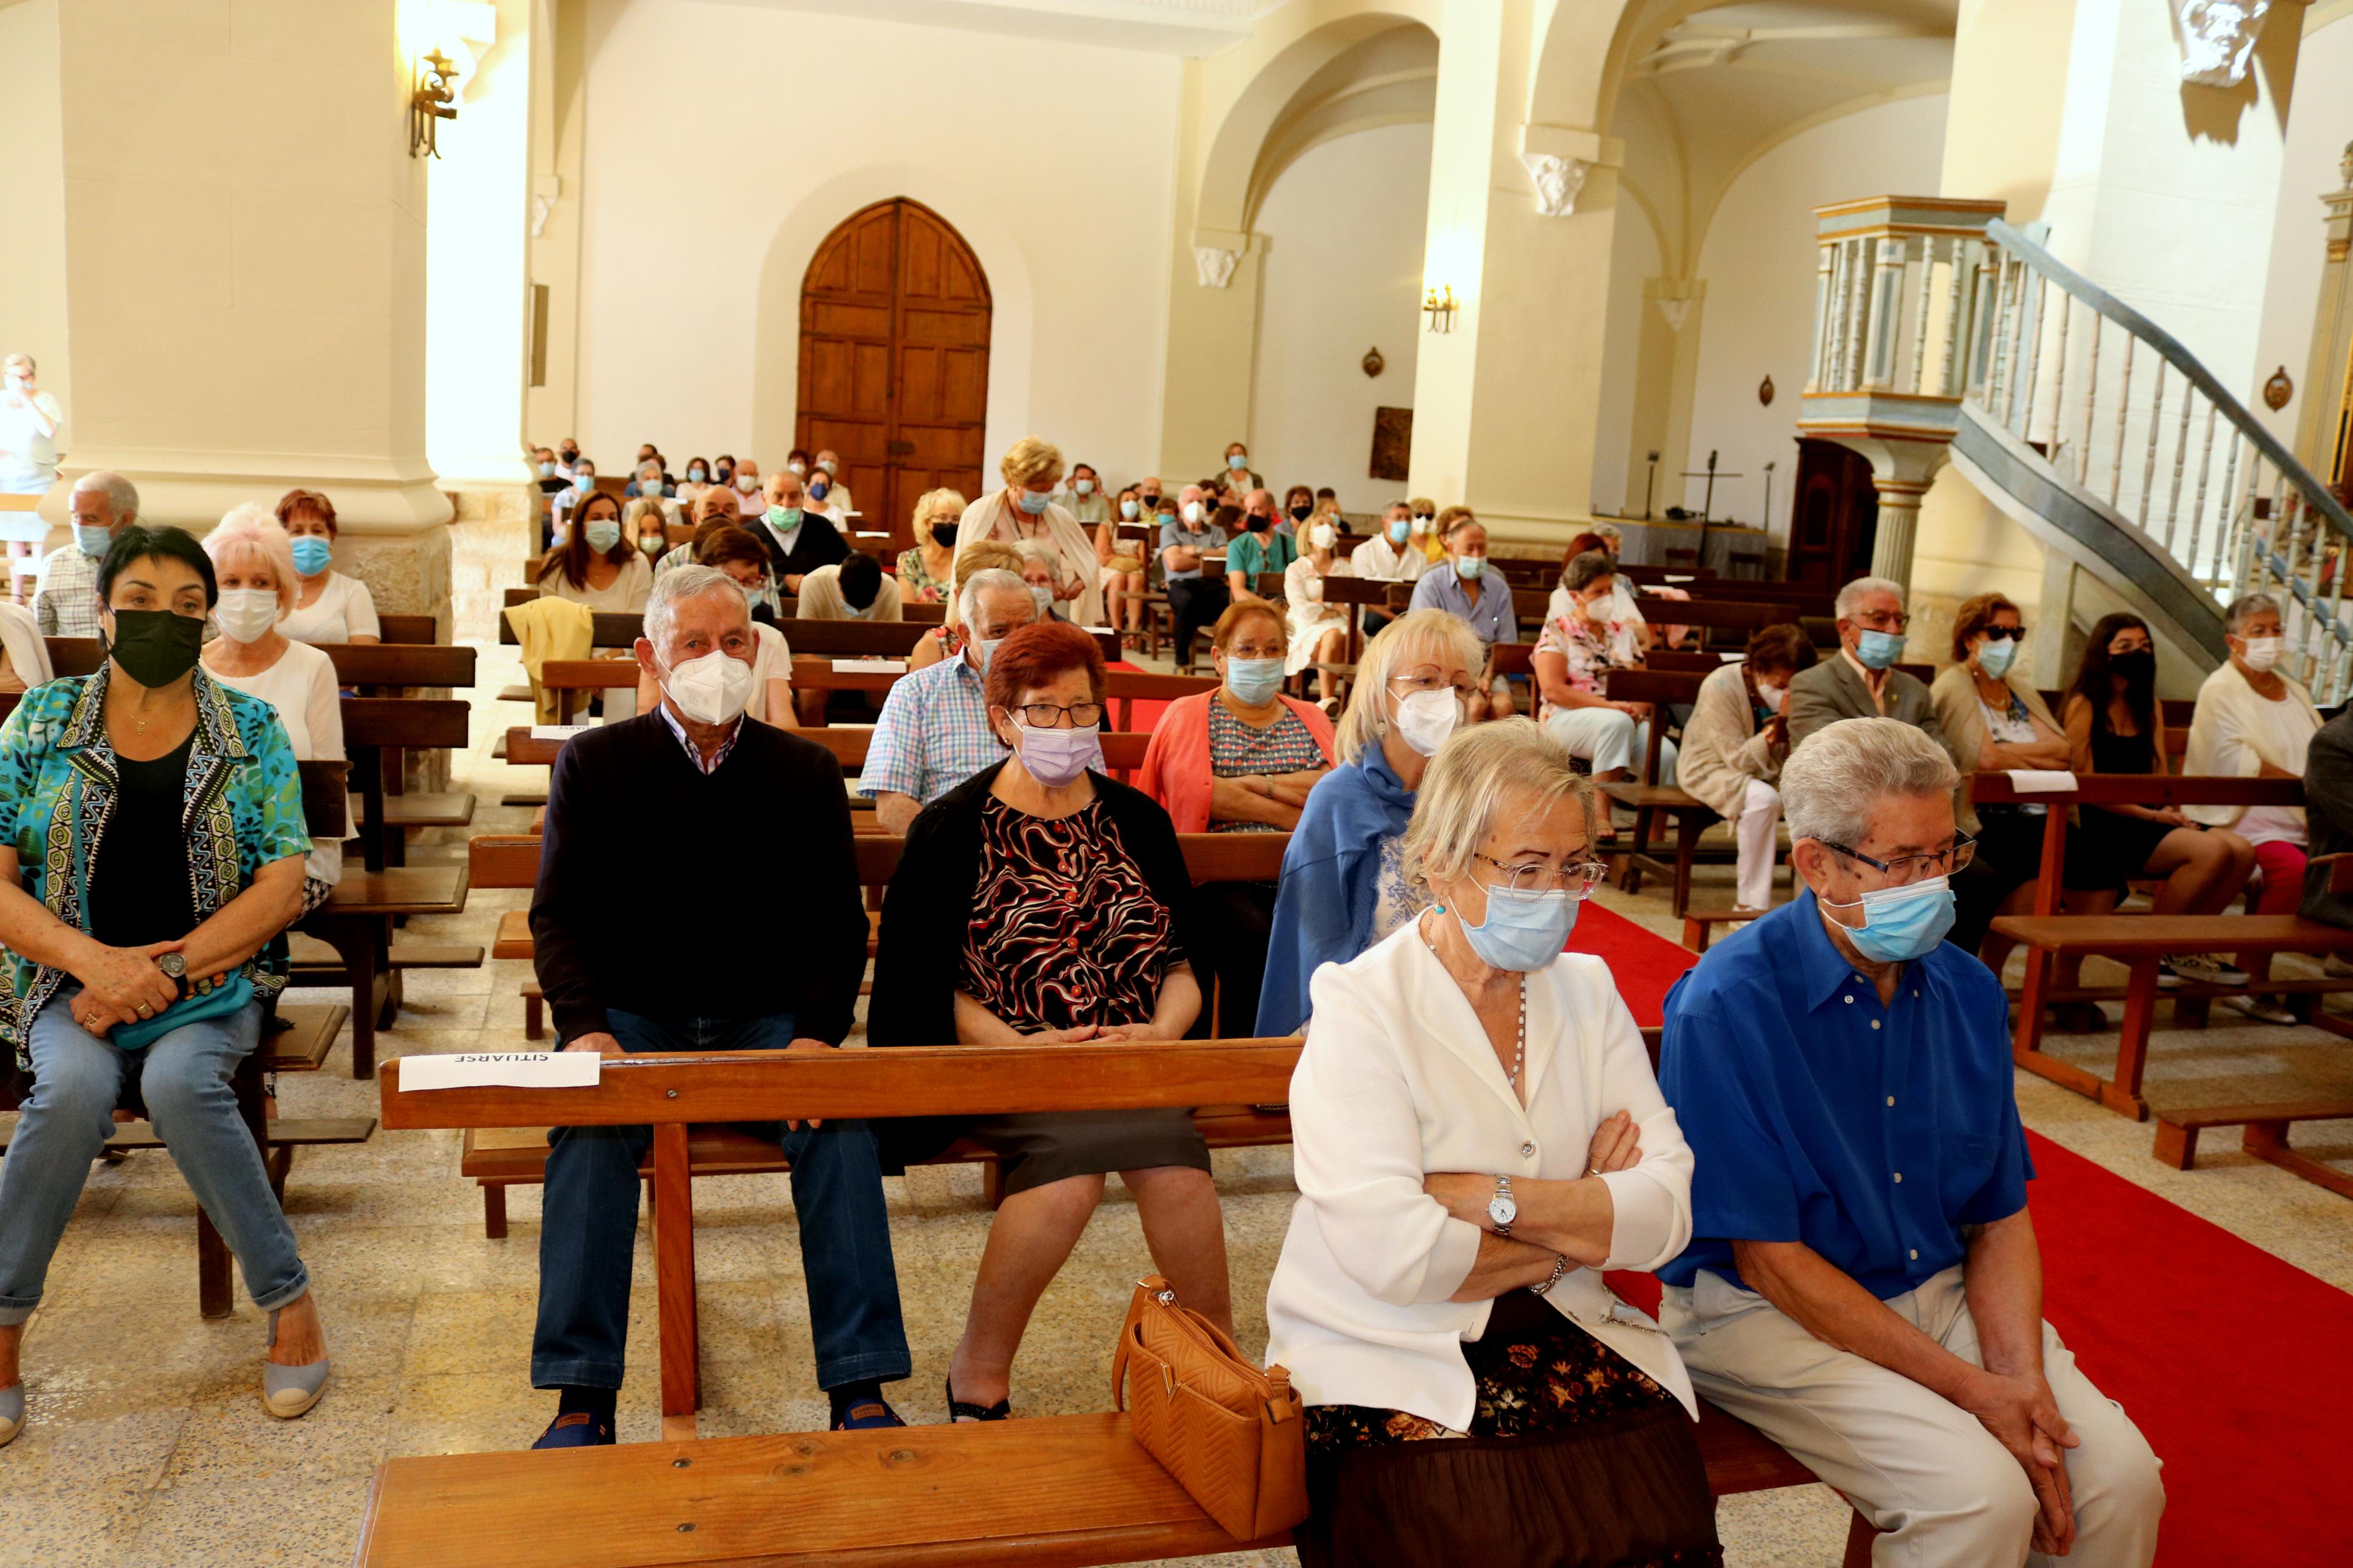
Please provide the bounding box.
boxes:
[2,513,2350,1566]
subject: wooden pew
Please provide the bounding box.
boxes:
[1617,563,1716,587]
[378,612,438,645]
[1632,595,1799,648]
[366,1041,1873,1566]
[1591,668,1718,920]
[44,635,105,676]
[1981,773,2353,1122]
[338,695,477,873]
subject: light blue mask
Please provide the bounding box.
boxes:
[585,521,622,553]
[973,637,1003,673]
[1453,554,1486,581]
[290,536,332,577]
[1387,518,1411,545]
[1823,876,1954,963]
[1974,638,2017,678]
[1017,489,1052,515]
[1453,887,1579,972]
[1227,454,1248,471]
[1855,628,1904,670]
[74,525,112,559]
[1224,656,1284,706]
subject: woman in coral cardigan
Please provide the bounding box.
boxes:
[1138,600,1335,1034]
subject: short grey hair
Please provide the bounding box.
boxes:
[1834,575,1905,619]
[1781,717,1958,847]
[1591,521,1623,546]
[1336,606,1486,764]
[957,567,1031,630]
[1562,549,1614,593]
[644,564,747,652]
[638,461,664,484]
[72,470,139,524]
[2224,592,2280,635]
[1400,718,1596,899]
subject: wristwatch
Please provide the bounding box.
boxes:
[157,951,188,1000]
[1487,1175,1518,1238]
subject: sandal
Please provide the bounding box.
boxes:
[945,1374,1010,1423]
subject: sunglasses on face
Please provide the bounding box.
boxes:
[1978,625,2027,642]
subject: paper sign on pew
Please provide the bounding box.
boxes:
[399,1052,601,1091]
[1665,574,1695,583]
[832,659,906,674]
[2006,769,2079,793]
[528,724,594,741]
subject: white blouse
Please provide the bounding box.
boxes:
[540,552,652,613]
[279,571,381,646]
[205,638,345,886]
[1265,921,1698,1431]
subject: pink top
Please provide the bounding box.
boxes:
[1139,690,1337,834]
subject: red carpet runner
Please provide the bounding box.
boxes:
[1581,901,2353,1566]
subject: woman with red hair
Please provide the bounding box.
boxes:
[869,620,1227,1423]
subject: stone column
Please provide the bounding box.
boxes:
[1868,477,1932,585]
[37,0,450,632]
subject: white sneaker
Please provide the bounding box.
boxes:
[2164,954,2251,987]
[2224,995,2299,1026]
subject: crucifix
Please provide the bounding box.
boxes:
[1678,449,1743,564]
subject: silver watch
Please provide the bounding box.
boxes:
[1486,1175,1517,1237]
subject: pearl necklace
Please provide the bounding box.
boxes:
[1421,911,1525,1089]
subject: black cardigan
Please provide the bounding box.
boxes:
[758,510,849,586]
[867,760,1211,1165]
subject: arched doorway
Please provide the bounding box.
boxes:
[797,198,991,549]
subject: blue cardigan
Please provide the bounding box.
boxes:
[1255,746,1418,1036]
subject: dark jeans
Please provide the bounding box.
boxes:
[1166,578,1230,669]
[1195,878,1278,1037]
[531,1009,911,1393]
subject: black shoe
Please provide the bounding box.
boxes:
[531,1410,615,1449]
[945,1374,1010,1423]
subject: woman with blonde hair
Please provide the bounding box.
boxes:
[950,437,1102,627]
[1258,608,1484,1034]
[897,487,965,604]
[1269,717,1710,1567]
[200,504,345,890]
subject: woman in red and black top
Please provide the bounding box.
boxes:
[868,621,1227,1425]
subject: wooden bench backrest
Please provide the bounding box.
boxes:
[1619,563,1717,586]
[1968,771,2304,917]
[45,637,103,677]
[539,659,641,692]
[1603,667,1709,707]
[340,697,472,751]
[1632,595,1799,631]
[1673,581,1839,615]
[499,593,641,649]
[319,642,477,690]
[297,758,349,840]
[1322,575,1413,610]
[376,613,438,645]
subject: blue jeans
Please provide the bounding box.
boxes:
[0,988,308,1325]
[530,1010,910,1392]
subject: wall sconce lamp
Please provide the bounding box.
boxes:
[1422,285,1458,335]
[410,48,459,159]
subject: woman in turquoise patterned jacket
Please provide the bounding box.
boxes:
[0,525,329,1449]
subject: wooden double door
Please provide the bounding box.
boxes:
[796,198,992,550]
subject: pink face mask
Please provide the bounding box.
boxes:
[1010,721,1102,786]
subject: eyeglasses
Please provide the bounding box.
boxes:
[1388,669,1478,701]
[1475,853,1612,898]
[1851,610,1911,632]
[1819,833,1976,884]
[1009,701,1103,728]
[1977,625,2027,642]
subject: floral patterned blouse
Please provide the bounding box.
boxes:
[896,545,949,603]
[0,667,311,1065]
[1533,609,1642,721]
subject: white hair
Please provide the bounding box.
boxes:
[1781,717,1958,848]
[1336,607,1486,765]
[957,567,1031,630]
[644,564,747,652]
[1400,719,1596,898]
[1834,575,1906,620]
[72,470,139,524]
[2224,592,2280,635]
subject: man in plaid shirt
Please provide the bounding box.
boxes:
[34,471,139,638]
[860,568,1037,834]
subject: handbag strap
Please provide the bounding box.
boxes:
[1112,1275,1172,1411]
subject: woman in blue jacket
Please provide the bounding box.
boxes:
[1257,609,1485,1035]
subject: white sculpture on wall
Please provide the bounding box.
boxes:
[1520,152,1589,218]
[1655,297,1692,332]
[1193,247,1239,289]
[2177,0,2270,87]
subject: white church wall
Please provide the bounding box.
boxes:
[1588,186,1662,520]
[574,0,1180,496]
[1682,93,1952,539]
[1248,122,1430,510]
[2252,9,2353,457]
[0,0,72,439]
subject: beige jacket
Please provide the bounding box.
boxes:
[2182,660,2321,828]
[1929,664,2065,834]
[1675,663,1783,819]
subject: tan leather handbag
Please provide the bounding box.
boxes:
[1112,1274,1309,1543]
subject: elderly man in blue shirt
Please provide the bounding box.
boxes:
[1658,717,2163,1568]
[1407,514,1516,721]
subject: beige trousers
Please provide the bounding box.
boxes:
[1662,1265,2163,1568]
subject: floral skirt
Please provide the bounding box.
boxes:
[1293,1291,1722,1568]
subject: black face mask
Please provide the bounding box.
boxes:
[107,608,205,689]
[1141,493,1161,510]
[1244,514,1270,533]
[2110,649,2156,687]
[1289,504,1312,521]
[932,521,960,549]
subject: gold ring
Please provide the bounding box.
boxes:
[1589,1165,1603,1177]
[136,1004,153,1017]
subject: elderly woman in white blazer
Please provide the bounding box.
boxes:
[1265,718,1715,1568]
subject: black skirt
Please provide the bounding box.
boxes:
[1293,1291,1722,1568]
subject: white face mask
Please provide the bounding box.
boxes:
[1073,478,1094,495]
[734,472,758,493]
[1308,521,1337,550]
[214,588,281,645]
[1391,687,1463,756]
[1183,500,1205,525]
[2239,635,2283,673]
[1756,681,1787,715]
[787,461,807,476]
[659,648,755,727]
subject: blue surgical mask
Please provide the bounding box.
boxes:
[1224,656,1284,706]
[1451,886,1580,972]
[767,505,801,529]
[290,536,332,577]
[1387,518,1411,545]
[538,461,555,479]
[1453,553,1486,581]
[687,467,706,482]
[585,521,622,553]
[1820,876,1954,963]
[74,524,111,559]
[1120,500,1140,521]
[1017,489,1052,515]
[972,637,1002,673]
[1855,628,1904,669]
[1974,637,2017,678]
[1227,454,1248,471]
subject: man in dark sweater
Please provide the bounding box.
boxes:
[753,467,847,595]
[527,566,908,1446]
